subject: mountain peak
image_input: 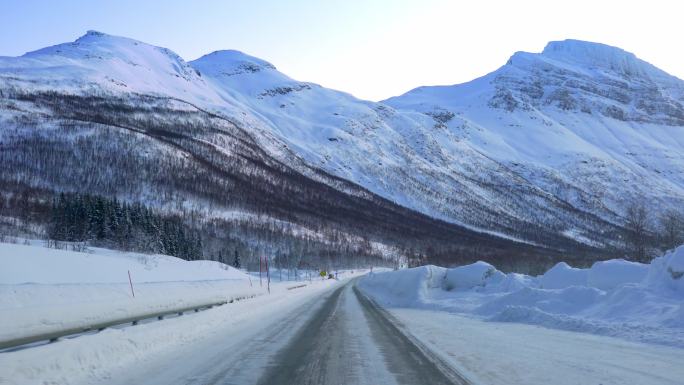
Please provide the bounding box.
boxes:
[69,30,148,48]
[538,39,669,79]
[191,50,276,77]
[501,39,677,84]
[77,30,111,40]
[25,30,159,59]
[15,31,205,95]
[542,39,636,67]
[542,39,633,60]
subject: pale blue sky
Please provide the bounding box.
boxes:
[2,0,682,100]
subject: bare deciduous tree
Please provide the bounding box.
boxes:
[624,201,650,262]
[660,209,684,251]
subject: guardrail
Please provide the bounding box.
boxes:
[0,297,246,351]
[286,284,308,290]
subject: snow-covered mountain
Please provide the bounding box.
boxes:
[1,32,682,261]
[190,38,684,248]
[384,40,684,242]
[1,31,555,268]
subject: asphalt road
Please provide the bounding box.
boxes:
[107,278,470,385]
[256,280,470,385]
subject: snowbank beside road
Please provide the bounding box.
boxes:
[0,242,260,346]
[587,259,648,290]
[359,246,684,347]
[0,242,246,284]
[444,261,504,291]
[0,241,362,385]
[0,275,347,385]
[357,264,446,308]
[538,261,587,289]
[646,245,684,294]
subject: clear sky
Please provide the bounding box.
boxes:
[1,0,682,101]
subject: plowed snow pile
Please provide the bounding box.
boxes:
[360,246,684,347]
[0,241,260,344]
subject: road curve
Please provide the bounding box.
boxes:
[256,279,471,385]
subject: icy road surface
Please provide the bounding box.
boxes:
[257,282,468,385]
[103,278,468,385]
[6,268,681,385]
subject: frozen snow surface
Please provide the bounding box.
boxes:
[0,242,262,348]
[0,241,247,285]
[0,241,357,385]
[359,245,684,348]
[538,261,588,289]
[393,309,684,385]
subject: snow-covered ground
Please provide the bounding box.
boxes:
[0,242,262,346]
[0,241,357,384]
[359,246,684,348]
[0,282,347,385]
[4,240,683,384]
[0,241,249,284]
[358,248,684,384]
[392,309,684,385]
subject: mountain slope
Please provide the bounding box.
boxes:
[190,40,684,249]
[2,32,681,265]
[192,49,597,248]
[384,40,684,232]
[0,32,562,270]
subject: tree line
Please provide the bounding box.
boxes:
[623,200,684,262]
[46,193,203,260]
[15,88,680,274]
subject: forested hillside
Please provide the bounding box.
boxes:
[0,89,575,272]
[3,32,682,271]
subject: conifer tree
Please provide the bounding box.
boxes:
[233,249,241,269]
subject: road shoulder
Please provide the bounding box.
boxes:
[388,308,684,385]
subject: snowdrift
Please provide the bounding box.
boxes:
[0,242,247,285]
[0,242,262,344]
[358,265,446,309]
[539,262,588,289]
[0,241,355,385]
[359,246,684,347]
[646,246,684,294]
[587,259,648,290]
[444,261,505,291]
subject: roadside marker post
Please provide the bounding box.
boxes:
[266,258,271,294]
[128,270,135,298]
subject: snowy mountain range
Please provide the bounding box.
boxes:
[192,37,684,248]
[2,31,683,264]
